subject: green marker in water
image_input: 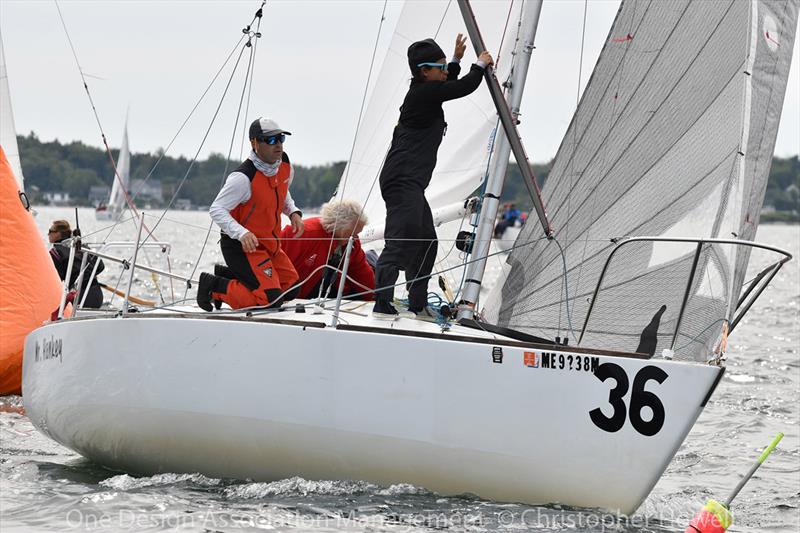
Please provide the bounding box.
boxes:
[685,432,784,533]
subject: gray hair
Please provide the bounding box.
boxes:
[320,200,368,233]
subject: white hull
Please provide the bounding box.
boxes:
[22,305,723,514]
[94,209,116,221]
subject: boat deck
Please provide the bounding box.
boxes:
[68,299,651,359]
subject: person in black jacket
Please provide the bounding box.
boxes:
[48,220,105,309]
[372,35,493,317]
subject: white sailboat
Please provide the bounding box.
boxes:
[95,120,131,221]
[0,30,24,191]
[21,0,797,516]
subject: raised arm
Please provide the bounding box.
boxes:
[434,50,494,103]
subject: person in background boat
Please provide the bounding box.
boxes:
[281,200,374,301]
[373,34,493,318]
[494,203,521,238]
[197,117,304,311]
[48,220,105,308]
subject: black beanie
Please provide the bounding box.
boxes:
[407,38,446,74]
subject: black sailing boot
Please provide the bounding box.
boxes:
[212,265,235,309]
[197,273,215,312]
[197,273,230,312]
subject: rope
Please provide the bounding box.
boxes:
[552,237,577,343]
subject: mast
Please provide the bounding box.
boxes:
[456,0,544,319]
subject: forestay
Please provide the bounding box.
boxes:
[484,0,797,361]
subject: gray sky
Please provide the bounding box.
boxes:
[1,0,798,167]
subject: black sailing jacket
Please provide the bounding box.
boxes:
[379,62,485,196]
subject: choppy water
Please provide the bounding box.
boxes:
[1,208,798,532]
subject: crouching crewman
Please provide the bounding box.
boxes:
[196,117,304,311]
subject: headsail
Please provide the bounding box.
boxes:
[485,0,797,361]
[0,31,24,191]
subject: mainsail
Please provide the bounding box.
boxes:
[485,0,798,361]
[0,31,24,191]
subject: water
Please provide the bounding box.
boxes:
[1,208,798,532]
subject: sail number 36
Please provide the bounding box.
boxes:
[590,363,668,436]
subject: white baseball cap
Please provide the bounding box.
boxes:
[249,117,292,139]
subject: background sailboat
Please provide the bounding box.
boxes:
[95,119,131,221]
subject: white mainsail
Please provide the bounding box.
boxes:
[484,0,798,360]
[0,31,24,191]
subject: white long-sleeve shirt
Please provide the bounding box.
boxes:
[209,155,300,241]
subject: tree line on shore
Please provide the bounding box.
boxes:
[17,133,799,221]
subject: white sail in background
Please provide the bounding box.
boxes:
[97,121,131,220]
[108,123,131,213]
[485,0,798,360]
[0,31,24,191]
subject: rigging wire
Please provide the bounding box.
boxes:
[94,30,251,305]
[434,0,452,39]
[184,10,264,297]
[101,33,248,242]
[54,0,140,223]
[315,0,389,302]
[139,43,251,245]
[557,0,590,341]
[54,0,169,304]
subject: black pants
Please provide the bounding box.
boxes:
[374,188,437,312]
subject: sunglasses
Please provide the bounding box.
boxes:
[257,134,286,145]
[48,229,60,234]
[417,62,448,72]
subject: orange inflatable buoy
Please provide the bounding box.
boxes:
[0,145,63,395]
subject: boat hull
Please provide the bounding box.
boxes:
[94,210,117,221]
[23,315,723,514]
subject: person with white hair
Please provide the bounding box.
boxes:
[280,200,375,300]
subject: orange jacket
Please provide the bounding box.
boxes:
[229,156,291,254]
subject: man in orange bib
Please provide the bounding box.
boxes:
[197,118,304,311]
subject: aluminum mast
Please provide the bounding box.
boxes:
[456,0,545,319]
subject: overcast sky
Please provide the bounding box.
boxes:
[1,0,798,167]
